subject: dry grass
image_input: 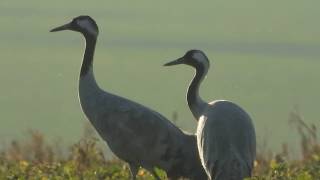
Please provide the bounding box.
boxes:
[0,111,319,179]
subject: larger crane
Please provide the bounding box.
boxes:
[164,50,256,180]
[50,16,206,179]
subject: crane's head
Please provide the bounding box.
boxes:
[50,15,99,37]
[164,50,210,69]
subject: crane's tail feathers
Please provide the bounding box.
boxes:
[212,155,251,180]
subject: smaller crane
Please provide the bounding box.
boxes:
[164,50,256,180]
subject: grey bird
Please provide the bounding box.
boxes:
[50,16,207,180]
[164,50,256,180]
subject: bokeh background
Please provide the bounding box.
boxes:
[1,0,319,155]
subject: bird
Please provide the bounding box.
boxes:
[50,16,207,180]
[164,50,256,180]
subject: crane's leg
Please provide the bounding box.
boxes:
[129,163,139,180]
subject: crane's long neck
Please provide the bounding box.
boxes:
[81,35,97,77]
[187,65,208,120]
[79,35,101,97]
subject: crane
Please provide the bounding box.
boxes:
[50,16,206,180]
[164,49,256,180]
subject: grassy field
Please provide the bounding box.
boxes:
[0,0,320,154]
[0,113,319,179]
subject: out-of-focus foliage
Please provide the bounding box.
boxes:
[0,125,166,180]
[0,111,319,179]
[248,109,320,180]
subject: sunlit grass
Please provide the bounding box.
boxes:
[0,111,319,179]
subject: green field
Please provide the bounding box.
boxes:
[0,126,318,179]
[0,0,320,154]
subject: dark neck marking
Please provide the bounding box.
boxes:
[80,35,97,77]
[187,63,207,119]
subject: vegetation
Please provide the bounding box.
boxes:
[0,127,166,180]
[249,109,320,180]
[0,111,318,179]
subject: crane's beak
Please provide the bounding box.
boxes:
[50,22,72,32]
[163,57,184,66]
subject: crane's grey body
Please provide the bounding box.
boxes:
[164,50,256,180]
[197,100,255,179]
[81,74,206,179]
[51,16,206,180]
[79,68,198,177]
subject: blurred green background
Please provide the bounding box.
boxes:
[0,0,319,153]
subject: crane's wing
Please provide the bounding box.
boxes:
[197,101,256,177]
[95,93,184,165]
